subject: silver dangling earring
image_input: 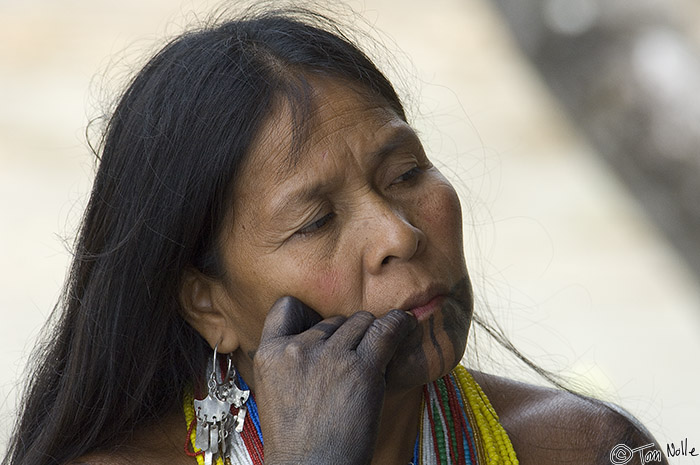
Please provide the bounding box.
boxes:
[194,344,250,465]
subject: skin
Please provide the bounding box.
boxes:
[183,76,472,384]
[181,77,472,464]
[71,77,668,465]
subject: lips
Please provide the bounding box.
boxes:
[408,295,446,321]
[399,285,449,322]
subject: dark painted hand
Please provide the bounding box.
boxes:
[253,296,416,465]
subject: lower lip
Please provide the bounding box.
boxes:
[409,295,445,322]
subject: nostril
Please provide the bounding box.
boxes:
[381,256,391,266]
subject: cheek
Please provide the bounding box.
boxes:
[418,182,463,242]
[312,267,343,308]
[286,263,356,316]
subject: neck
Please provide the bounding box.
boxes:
[371,385,423,465]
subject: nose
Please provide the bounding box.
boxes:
[362,195,425,274]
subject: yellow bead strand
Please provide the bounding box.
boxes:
[183,369,518,465]
[454,365,519,465]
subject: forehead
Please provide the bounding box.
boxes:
[242,77,410,184]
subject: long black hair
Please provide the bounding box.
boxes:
[5,8,406,465]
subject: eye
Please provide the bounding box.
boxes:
[296,212,335,237]
[391,166,422,185]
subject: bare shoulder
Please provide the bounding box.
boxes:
[470,370,668,465]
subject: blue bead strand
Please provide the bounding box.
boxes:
[237,374,263,442]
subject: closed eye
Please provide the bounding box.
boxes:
[296,212,335,237]
[391,166,422,185]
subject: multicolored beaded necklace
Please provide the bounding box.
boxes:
[183,365,519,465]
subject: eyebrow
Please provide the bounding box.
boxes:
[367,125,417,163]
[268,125,419,220]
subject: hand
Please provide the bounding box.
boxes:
[253,296,416,465]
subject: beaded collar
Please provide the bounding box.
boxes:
[184,365,519,465]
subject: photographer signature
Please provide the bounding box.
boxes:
[610,438,697,464]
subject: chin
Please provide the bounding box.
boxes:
[384,297,470,392]
[384,347,464,393]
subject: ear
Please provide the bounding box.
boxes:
[179,268,240,354]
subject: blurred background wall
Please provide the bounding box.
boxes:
[1,0,699,461]
[491,0,700,284]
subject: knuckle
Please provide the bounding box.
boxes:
[283,340,305,359]
[373,313,402,333]
[325,315,347,324]
[319,315,347,329]
[385,308,409,323]
[274,295,298,310]
[349,310,375,324]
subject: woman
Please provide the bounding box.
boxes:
[5,7,666,465]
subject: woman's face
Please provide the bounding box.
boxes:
[212,78,472,389]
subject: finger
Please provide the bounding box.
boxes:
[356,310,416,369]
[293,315,347,344]
[327,311,375,349]
[260,296,323,341]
